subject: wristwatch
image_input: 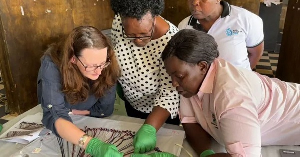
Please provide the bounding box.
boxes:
[78,134,89,148]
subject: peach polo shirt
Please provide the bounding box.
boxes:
[180,59,300,157]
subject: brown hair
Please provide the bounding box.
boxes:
[45,26,120,104]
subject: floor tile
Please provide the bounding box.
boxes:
[257,62,271,66]
[271,66,277,71]
[269,53,280,57]
[271,63,278,67]
[256,69,274,75]
[255,51,280,78]
[260,56,270,60]
[256,65,272,70]
[269,56,277,60]
[270,60,278,63]
[259,59,271,62]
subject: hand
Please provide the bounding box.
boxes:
[131,152,176,157]
[85,138,123,157]
[72,109,90,115]
[134,124,157,153]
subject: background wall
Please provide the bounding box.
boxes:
[227,0,260,14]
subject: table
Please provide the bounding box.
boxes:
[0,105,299,157]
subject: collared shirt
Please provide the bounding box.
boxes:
[180,59,300,157]
[37,55,116,136]
[111,15,180,118]
[178,1,264,70]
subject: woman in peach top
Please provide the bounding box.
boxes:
[162,29,300,157]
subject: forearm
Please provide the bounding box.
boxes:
[248,53,261,69]
[72,109,90,115]
[247,42,264,69]
[145,106,170,131]
[185,130,232,157]
[55,118,92,149]
[183,123,212,155]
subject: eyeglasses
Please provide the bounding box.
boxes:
[76,56,110,72]
[122,19,155,41]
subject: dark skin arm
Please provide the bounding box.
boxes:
[144,106,170,131]
[183,123,211,154]
[183,123,232,157]
[248,42,264,70]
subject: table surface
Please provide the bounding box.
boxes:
[0,105,299,157]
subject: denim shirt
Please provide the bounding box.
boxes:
[37,55,116,136]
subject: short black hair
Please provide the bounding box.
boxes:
[162,29,219,65]
[110,0,164,20]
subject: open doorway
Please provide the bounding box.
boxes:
[254,0,288,78]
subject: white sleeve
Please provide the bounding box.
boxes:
[153,23,180,119]
[178,16,192,30]
[154,57,180,119]
[245,13,264,48]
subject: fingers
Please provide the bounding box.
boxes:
[133,135,138,144]
[134,144,142,153]
[133,136,141,153]
[131,153,149,157]
[134,139,155,153]
[140,145,146,153]
[109,145,118,151]
[104,146,124,157]
[134,144,152,153]
[130,154,140,157]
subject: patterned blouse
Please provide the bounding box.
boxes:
[111,14,179,118]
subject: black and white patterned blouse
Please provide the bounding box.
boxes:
[111,15,179,118]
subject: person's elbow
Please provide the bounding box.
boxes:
[41,107,72,137]
[106,105,114,116]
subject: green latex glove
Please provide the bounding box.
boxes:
[130,152,176,157]
[0,124,3,132]
[85,138,123,157]
[134,124,157,153]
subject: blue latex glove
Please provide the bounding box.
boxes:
[134,124,157,153]
[130,152,176,157]
[85,138,123,157]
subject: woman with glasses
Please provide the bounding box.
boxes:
[110,0,180,155]
[37,26,123,157]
